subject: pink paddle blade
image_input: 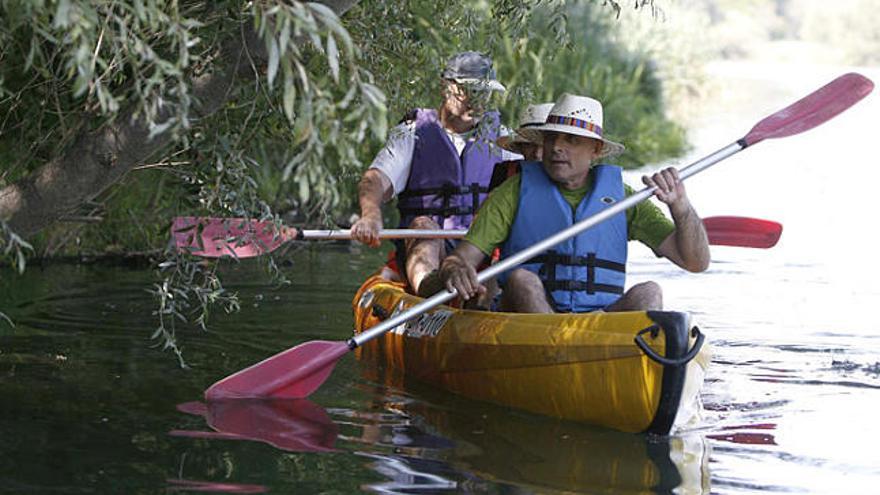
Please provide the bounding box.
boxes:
[744,73,874,146]
[171,216,289,258]
[703,216,782,248]
[205,340,350,400]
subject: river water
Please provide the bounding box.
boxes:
[1,66,879,494]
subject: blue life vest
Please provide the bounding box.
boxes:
[396,108,503,230]
[500,162,628,312]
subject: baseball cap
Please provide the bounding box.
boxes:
[441,51,506,92]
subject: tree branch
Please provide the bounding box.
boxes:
[0,0,359,239]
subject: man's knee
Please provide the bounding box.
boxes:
[630,281,661,299]
[408,216,440,230]
[501,269,553,313]
[627,281,662,309]
[605,281,663,312]
[506,268,542,292]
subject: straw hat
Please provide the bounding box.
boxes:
[521,93,625,158]
[496,103,554,152]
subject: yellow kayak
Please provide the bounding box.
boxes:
[352,274,710,434]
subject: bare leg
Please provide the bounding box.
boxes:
[604,281,663,312]
[499,269,554,313]
[405,216,445,294]
[468,277,499,311]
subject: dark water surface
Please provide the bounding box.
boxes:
[1,249,708,495]
[2,237,879,494]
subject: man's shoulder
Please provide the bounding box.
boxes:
[397,108,436,125]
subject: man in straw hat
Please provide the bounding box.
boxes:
[437,93,710,313]
[488,102,554,190]
[351,51,520,296]
[496,102,555,161]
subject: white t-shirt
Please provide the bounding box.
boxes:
[369,121,523,196]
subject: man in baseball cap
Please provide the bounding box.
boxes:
[351,51,518,299]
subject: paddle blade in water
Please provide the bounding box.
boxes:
[172,216,289,258]
[743,73,874,146]
[205,340,350,400]
[704,216,783,248]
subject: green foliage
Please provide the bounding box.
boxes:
[0,220,32,326]
[0,220,31,274]
[491,4,689,168]
[150,255,241,367]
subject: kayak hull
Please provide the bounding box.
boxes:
[352,275,710,434]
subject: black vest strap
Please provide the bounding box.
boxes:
[542,280,625,295]
[530,252,626,273]
[398,183,490,199]
[533,250,626,295]
[397,205,478,217]
[398,183,490,219]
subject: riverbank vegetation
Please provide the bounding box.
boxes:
[2,1,687,260]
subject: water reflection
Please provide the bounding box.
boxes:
[166,478,268,494]
[706,423,778,446]
[172,399,338,452]
[170,390,712,494]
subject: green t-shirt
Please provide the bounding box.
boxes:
[465,171,675,256]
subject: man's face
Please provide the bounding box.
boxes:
[442,81,491,125]
[542,132,603,188]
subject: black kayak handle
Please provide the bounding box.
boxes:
[634,325,705,367]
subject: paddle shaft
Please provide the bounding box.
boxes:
[177,216,772,248]
[350,141,744,347]
[298,228,466,240]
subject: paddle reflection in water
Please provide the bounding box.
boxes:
[169,389,711,494]
[172,399,338,452]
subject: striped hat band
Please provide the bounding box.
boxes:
[545,115,603,136]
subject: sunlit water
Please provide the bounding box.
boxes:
[2,66,879,494]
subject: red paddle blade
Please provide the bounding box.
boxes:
[205,340,350,400]
[703,216,783,248]
[171,216,288,258]
[744,73,873,146]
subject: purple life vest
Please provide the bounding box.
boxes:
[397,108,503,230]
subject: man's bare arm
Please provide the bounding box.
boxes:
[656,201,711,272]
[645,168,710,272]
[351,169,393,247]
